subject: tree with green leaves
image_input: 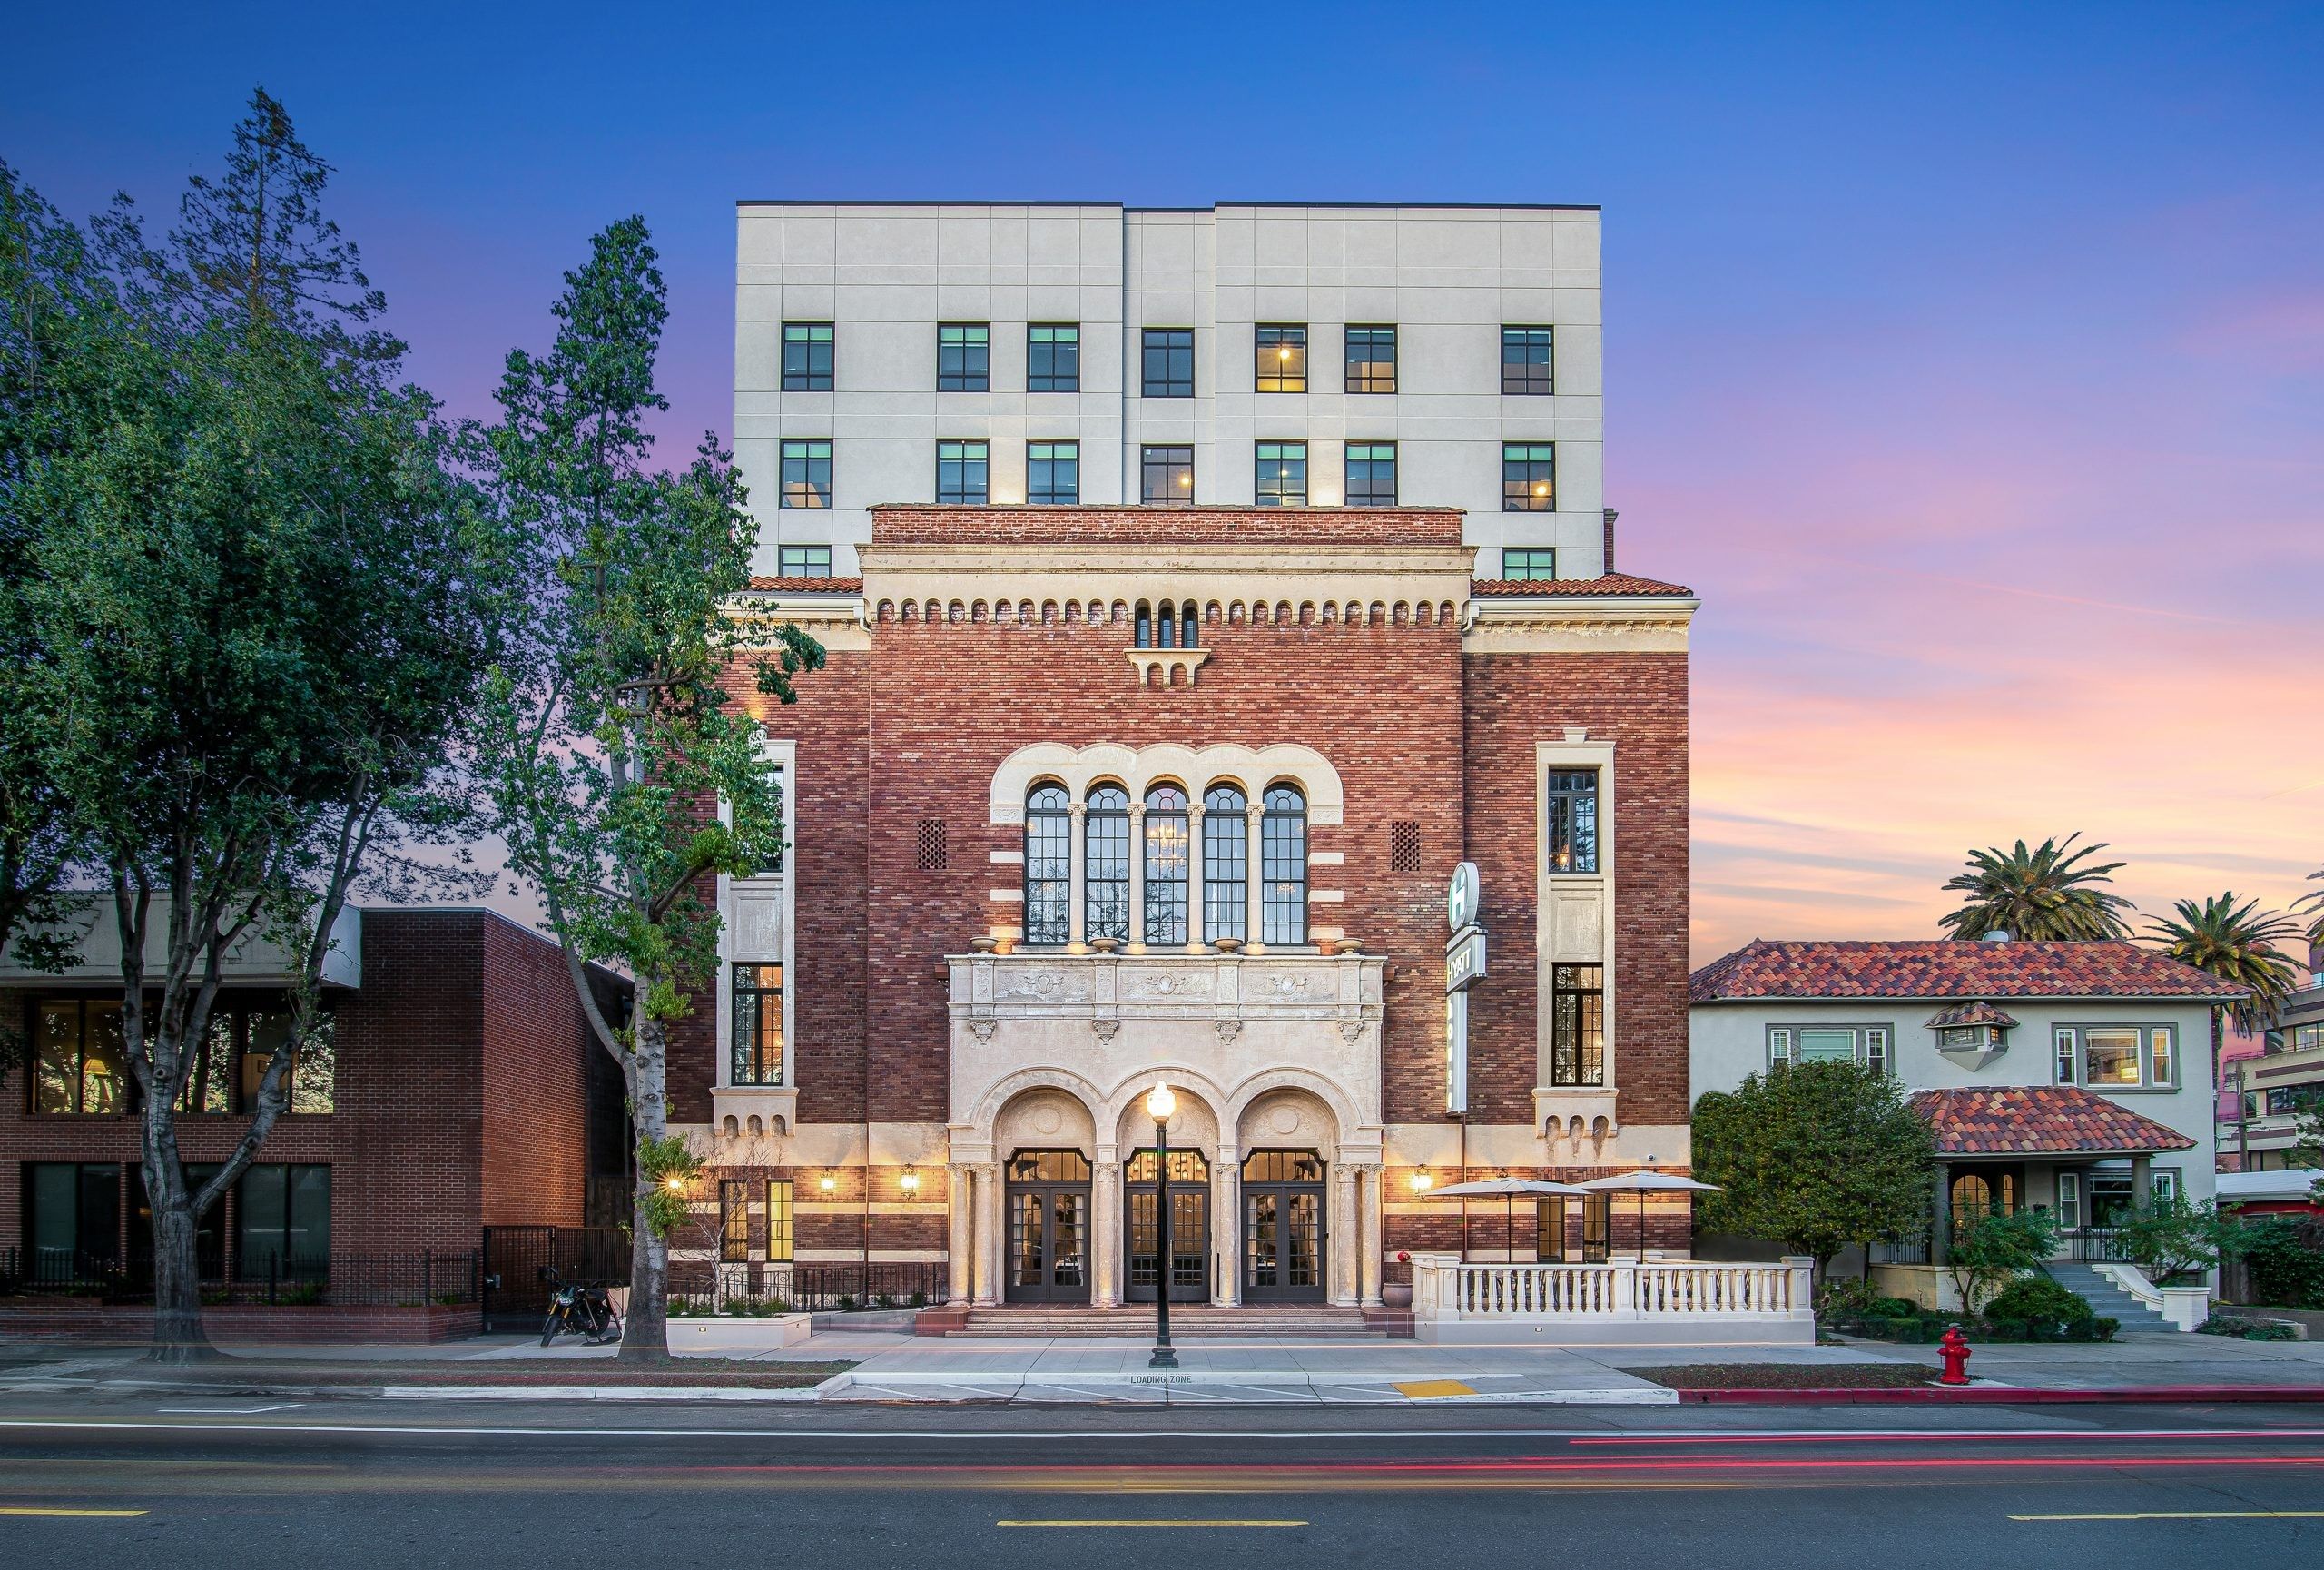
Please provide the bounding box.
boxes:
[2119,1193,2230,1285]
[1692,1061,1936,1284]
[14,93,505,1359]
[471,216,822,1361]
[2147,893,2300,1090]
[1937,834,2136,941]
[1945,1208,2059,1317]
[2296,866,2324,959]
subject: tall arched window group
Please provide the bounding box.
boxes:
[1021,778,1307,949]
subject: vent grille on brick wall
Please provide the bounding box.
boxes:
[916,819,948,871]
[1390,821,1422,872]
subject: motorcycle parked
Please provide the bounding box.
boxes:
[538,1267,622,1347]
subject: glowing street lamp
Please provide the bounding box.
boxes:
[1146,1080,1179,1369]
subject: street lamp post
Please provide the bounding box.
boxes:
[1147,1080,1178,1370]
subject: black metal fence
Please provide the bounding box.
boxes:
[2068,1229,2132,1263]
[478,1226,632,1332]
[669,1260,944,1314]
[0,1246,479,1307]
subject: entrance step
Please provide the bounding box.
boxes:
[2044,1262,2171,1329]
[948,1305,1386,1338]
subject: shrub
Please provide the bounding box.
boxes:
[1815,1276,1890,1323]
[2221,1216,2324,1309]
[2120,1195,2230,1285]
[1948,1210,2060,1315]
[1984,1275,2096,1334]
[2198,1316,2299,1341]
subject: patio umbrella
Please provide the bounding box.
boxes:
[1579,1170,1723,1259]
[1424,1177,1591,1261]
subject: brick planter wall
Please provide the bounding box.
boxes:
[0,1299,480,1345]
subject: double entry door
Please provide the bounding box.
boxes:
[1004,1150,1091,1304]
[1124,1148,1210,1303]
[1242,1150,1327,1303]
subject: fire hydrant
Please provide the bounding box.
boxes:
[1937,1325,1974,1386]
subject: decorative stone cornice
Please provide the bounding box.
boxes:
[950,951,1384,1027]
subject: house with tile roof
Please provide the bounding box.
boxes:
[1689,936,2245,1299]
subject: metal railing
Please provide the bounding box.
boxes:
[0,1247,480,1306]
[669,1260,945,1314]
[2068,1228,2132,1263]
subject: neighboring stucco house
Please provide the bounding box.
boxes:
[1689,937,2244,1286]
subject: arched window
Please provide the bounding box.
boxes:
[1024,785,1071,945]
[1142,784,1190,946]
[1202,785,1247,943]
[1085,784,1130,942]
[1181,602,1199,648]
[1134,602,1153,648]
[1260,784,1307,945]
[1157,605,1177,648]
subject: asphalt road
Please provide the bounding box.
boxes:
[4,1394,2323,1568]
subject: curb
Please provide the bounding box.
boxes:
[9,1376,835,1405]
[1676,1384,2324,1405]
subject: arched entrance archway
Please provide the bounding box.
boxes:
[1124,1147,1210,1303]
[1241,1149,1327,1303]
[1004,1150,1092,1304]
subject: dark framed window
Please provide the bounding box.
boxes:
[1344,441,1397,508]
[1085,784,1131,943]
[1202,785,1248,943]
[1255,441,1306,506]
[780,439,832,509]
[765,1179,794,1262]
[777,544,833,578]
[731,963,783,1085]
[1502,442,1555,510]
[1024,785,1071,945]
[1501,547,1557,581]
[237,1163,330,1276]
[781,321,833,391]
[1255,324,1306,392]
[1344,325,1396,393]
[31,999,125,1115]
[1142,785,1191,947]
[1581,1191,1610,1262]
[1028,440,1079,505]
[1502,326,1554,394]
[25,1162,121,1273]
[936,439,989,504]
[1551,964,1605,1086]
[232,1008,334,1115]
[1141,445,1194,505]
[1545,769,1599,874]
[937,322,990,391]
[1536,1196,1568,1261]
[1261,785,1308,945]
[719,1179,750,1263]
[1142,328,1194,398]
[1028,323,1080,392]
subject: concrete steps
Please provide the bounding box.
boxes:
[946,1304,1387,1338]
[2046,1262,2170,1330]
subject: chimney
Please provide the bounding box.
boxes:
[1602,507,1618,574]
[1981,930,2012,943]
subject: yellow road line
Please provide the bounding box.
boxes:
[2013,1512,2324,1522]
[1393,1380,1479,1399]
[0,1506,149,1518]
[998,1520,1307,1528]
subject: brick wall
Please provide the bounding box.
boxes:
[478,916,596,1228]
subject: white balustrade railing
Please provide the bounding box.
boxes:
[1412,1253,1814,1326]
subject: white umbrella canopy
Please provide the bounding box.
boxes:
[1579,1170,1722,1257]
[1423,1178,1592,1260]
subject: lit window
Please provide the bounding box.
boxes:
[1502,548,1558,580]
[1028,323,1080,392]
[1028,440,1079,505]
[1085,785,1131,943]
[1141,445,1194,505]
[1344,442,1397,507]
[1143,785,1191,946]
[936,439,989,504]
[1255,441,1307,506]
[1260,785,1307,945]
[782,322,833,391]
[1142,329,1194,398]
[2151,1026,2174,1085]
[720,1180,749,1263]
[937,323,990,391]
[1344,325,1396,393]
[235,1010,334,1114]
[1024,785,1072,945]
[31,1000,125,1115]
[731,963,783,1084]
[1255,324,1306,392]
[2055,1026,2077,1083]
[1551,965,1605,1085]
[1545,770,1599,874]
[765,1179,794,1262]
[1203,785,1248,943]
[1502,442,1555,510]
[1502,326,1553,394]
[777,544,832,578]
[2084,1027,2143,1086]
[780,439,831,509]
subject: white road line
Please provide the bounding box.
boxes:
[155,1404,304,1415]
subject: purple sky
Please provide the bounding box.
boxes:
[8,3,2319,963]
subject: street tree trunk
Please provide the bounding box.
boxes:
[619,1005,673,1362]
[141,1100,215,1363]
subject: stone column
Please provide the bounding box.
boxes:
[2130,1151,2152,1207]
[973,1162,1003,1305]
[1186,803,1207,951]
[1093,1160,1122,1307]
[1243,805,1267,953]
[1930,1160,1952,1269]
[1330,1163,1359,1306]
[1127,805,1147,954]
[1358,1164,1384,1305]
[1067,803,1088,953]
[1213,1143,1240,1306]
[945,1164,972,1304]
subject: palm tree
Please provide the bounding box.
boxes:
[2296,865,2324,959]
[2147,893,2304,1077]
[1937,834,2136,941]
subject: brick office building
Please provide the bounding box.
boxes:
[683,501,1699,1309]
[3,906,627,1297]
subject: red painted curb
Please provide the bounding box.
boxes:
[1678,1385,2324,1405]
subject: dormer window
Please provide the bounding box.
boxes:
[1927,1002,2019,1071]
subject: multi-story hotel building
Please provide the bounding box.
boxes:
[734,202,1608,583]
[684,200,1695,1318]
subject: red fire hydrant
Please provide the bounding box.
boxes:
[1937,1325,1974,1386]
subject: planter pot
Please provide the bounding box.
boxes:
[969,937,997,953]
[1212,937,1243,953]
[1383,1282,1413,1308]
[1090,938,1122,953]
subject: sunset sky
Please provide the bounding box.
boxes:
[8,3,2318,964]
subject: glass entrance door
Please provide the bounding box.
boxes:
[1004,1150,1092,1304]
[1125,1148,1210,1303]
[1242,1150,1327,1304]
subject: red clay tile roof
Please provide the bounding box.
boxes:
[1908,1086,2197,1155]
[1924,1001,2023,1031]
[1471,572,1694,597]
[745,576,864,593]
[1689,939,2245,1003]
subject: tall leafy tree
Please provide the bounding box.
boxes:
[2147,893,2302,1083]
[472,217,822,1361]
[19,93,504,1359]
[2297,866,2324,960]
[1693,1061,1936,1284]
[1937,833,2136,941]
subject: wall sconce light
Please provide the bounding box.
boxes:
[819,1174,838,1195]
[1409,1170,1433,1194]
[900,1169,921,1198]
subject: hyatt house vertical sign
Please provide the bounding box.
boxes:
[1443,862,1486,1113]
